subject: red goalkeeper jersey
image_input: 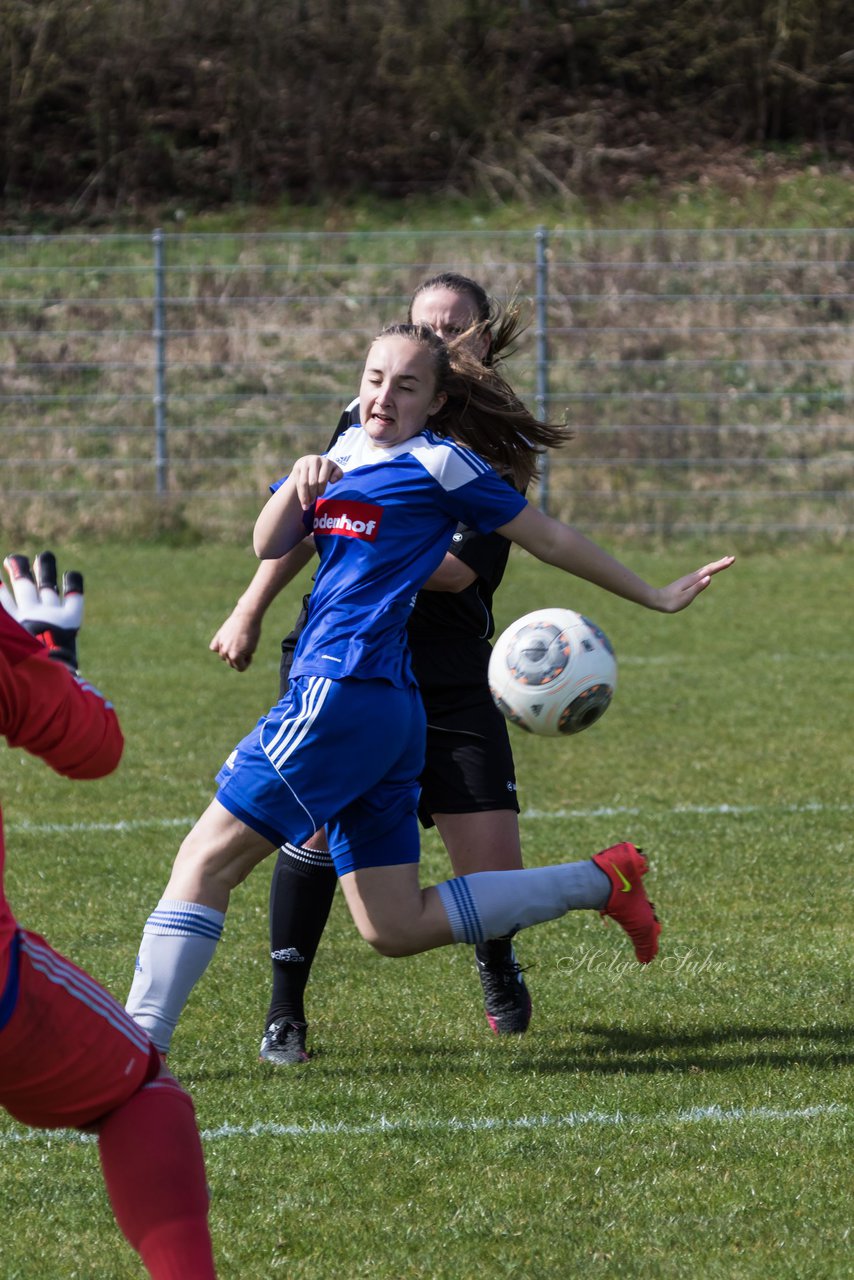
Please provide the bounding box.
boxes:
[0,609,124,998]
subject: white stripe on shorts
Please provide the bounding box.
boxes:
[263,675,333,771]
[21,933,151,1055]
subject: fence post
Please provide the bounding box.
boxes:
[152,228,168,495]
[534,225,550,512]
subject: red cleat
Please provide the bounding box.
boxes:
[592,842,661,964]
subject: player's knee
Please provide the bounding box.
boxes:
[372,936,411,958]
[356,920,414,958]
[373,926,419,957]
[171,818,247,897]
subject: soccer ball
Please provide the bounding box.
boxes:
[488,608,617,737]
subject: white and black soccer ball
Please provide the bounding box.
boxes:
[488,608,617,737]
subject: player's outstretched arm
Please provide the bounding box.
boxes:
[210,540,316,671]
[652,557,735,612]
[498,506,734,613]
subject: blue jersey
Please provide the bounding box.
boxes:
[288,427,527,688]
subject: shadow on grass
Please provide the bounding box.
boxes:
[180,1023,854,1084]
[510,1021,854,1075]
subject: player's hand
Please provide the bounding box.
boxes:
[655,555,735,613]
[291,454,344,509]
[209,610,261,671]
[0,551,84,670]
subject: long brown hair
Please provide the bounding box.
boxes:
[377,322,571,490]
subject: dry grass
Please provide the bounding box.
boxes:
[1,225,851,543]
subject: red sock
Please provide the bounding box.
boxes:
[97,1073,216,1279]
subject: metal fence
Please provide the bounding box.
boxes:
[1,227,851,540]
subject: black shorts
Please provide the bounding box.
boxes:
[417,691,519,829]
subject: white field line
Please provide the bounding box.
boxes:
[620,654,853,665]
[6,800,852,836]
[6,817,197,835]
[0,1102,846,1149]
[522,801,854,819]
[201,1102,847,1142]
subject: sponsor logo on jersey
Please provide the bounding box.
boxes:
[313,498,382,540]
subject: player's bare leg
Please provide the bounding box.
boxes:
[339,863,454,955]
[433,809,522,874]
[163,800,278,909]
[126,803,277,1053]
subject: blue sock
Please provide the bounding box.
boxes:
[436,861,610,945]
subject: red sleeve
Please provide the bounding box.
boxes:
[0,610,123,780]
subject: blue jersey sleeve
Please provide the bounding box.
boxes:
[410,433,528,533]
[447,473,527,534]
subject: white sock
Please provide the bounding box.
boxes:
[125,899,225,1053]
[436,861,610,945]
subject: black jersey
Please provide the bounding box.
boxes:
[281,397,517,694]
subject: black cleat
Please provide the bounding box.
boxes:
[258,1019,310,1065]
[475,943,532,1035]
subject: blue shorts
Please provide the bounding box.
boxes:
[215,675,426,875]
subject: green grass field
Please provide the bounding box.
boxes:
[1,540,852,1279]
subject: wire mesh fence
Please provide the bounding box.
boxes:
[1,227,851,541]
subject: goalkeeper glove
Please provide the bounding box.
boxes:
[1,551,84,671]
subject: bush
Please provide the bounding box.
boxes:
[1,0,852,213]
